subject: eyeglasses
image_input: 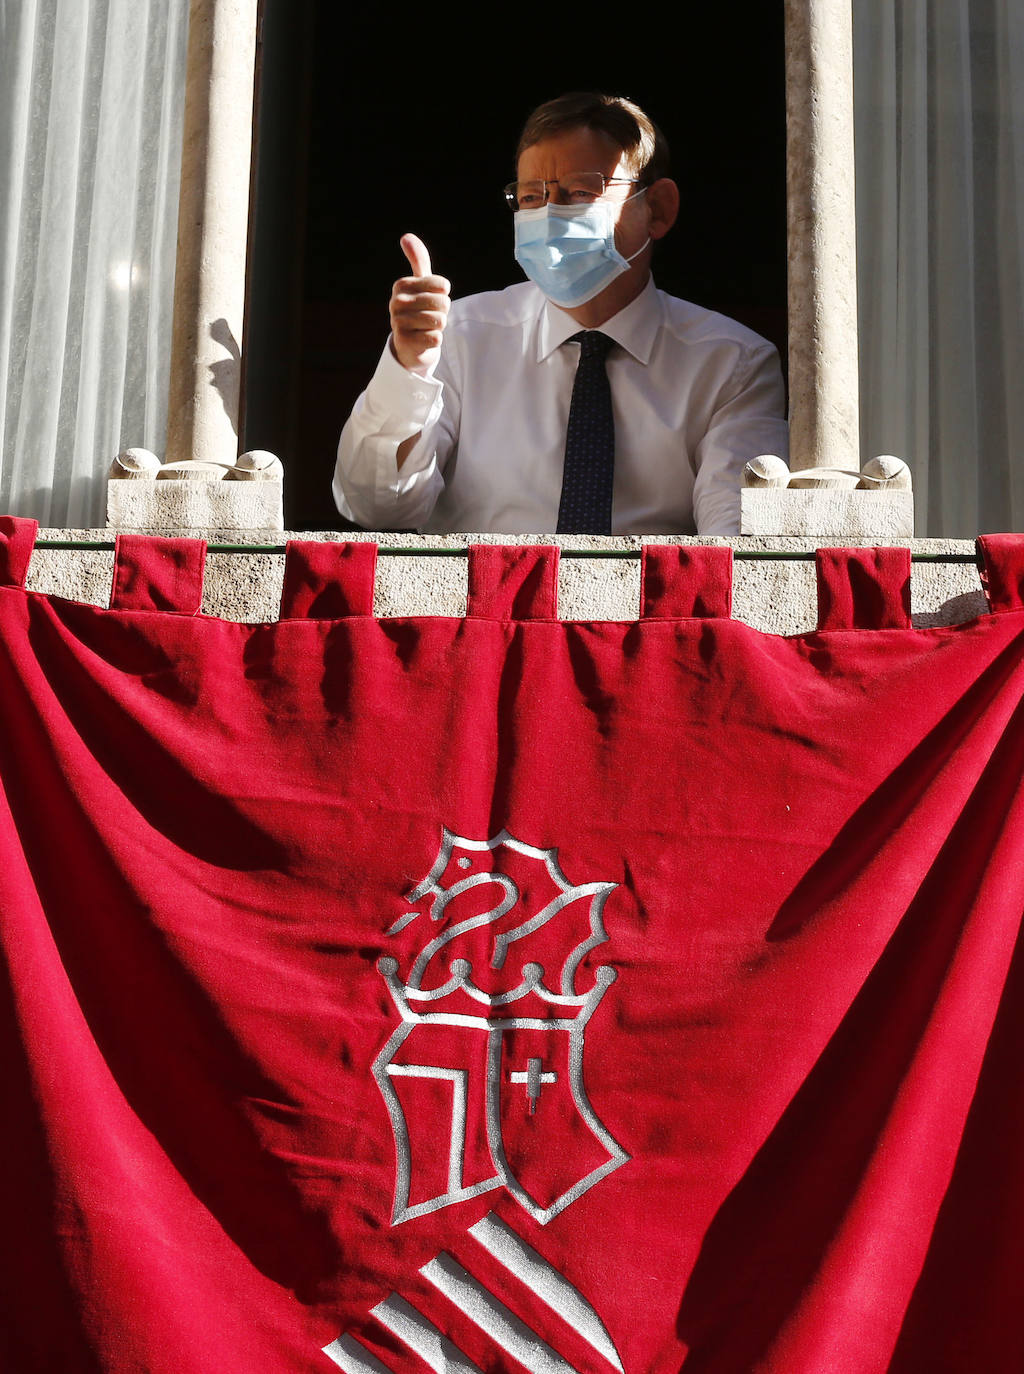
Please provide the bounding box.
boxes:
[502,172,643,212]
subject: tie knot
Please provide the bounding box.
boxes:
[571,330,615,361]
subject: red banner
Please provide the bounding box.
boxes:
[1,526,1023,1373]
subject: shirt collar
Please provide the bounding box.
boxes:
[536,275,662,364]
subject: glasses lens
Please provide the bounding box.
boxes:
[560,172,605,204]
[505,180,545,211]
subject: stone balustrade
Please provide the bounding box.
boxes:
[29,532,985,635]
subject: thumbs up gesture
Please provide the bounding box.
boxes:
[389,233,451,373]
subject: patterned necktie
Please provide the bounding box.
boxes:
[556,330,615,535]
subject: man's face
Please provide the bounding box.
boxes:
[515,126,650,261]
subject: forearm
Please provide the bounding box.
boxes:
[334,340,449,529]
[693,345,789,535]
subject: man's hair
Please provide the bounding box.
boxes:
[515,92,671,184]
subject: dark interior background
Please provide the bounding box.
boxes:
[243,1,788,530]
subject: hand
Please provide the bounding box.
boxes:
[389,234,451,373]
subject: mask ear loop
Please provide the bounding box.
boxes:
[620,185,651,262]
[623,238,651,264]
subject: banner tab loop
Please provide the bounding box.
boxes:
[976,535,1024,613]
[640,545,733,619]
[815,547,912,630]
[467,545,559,621]
[280,541,378,619]
[111,535,207,614]
[0,516,39,588]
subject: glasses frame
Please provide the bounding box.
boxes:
[502,173,644,212]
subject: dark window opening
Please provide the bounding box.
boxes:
[244,3,788,530]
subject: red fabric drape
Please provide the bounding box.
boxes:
[1,525,1023,1373]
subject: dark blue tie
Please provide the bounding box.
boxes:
[556,330,615,535]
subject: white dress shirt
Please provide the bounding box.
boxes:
[334,277,788,535]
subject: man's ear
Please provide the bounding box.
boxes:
[646,178,680,240]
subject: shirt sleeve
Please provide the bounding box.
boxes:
[333,338,458,530]
[691,342,789,535]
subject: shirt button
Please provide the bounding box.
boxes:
[413,390,427,402]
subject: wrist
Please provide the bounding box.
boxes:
[390,334,435,378]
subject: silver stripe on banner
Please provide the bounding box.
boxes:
[469,1213,623,1371]
[421,1252,577,1374]
[322,1333,395,1373]
[371,1293,484,1373]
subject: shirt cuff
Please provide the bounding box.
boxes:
[360,338,445,441]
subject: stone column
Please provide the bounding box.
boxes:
[164,0,259,468]
[784,0,860,471]
[741,0,912,532]
[108,0,284,529]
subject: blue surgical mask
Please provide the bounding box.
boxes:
[513,197,650,309]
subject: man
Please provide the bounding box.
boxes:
[334,93,788,535]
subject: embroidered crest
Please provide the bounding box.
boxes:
[373,828,630,1225]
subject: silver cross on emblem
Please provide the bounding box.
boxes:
[510,1057,558,1114]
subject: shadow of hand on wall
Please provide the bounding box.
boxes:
[208,318,240,435]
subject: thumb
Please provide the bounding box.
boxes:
[400,232,432,278]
